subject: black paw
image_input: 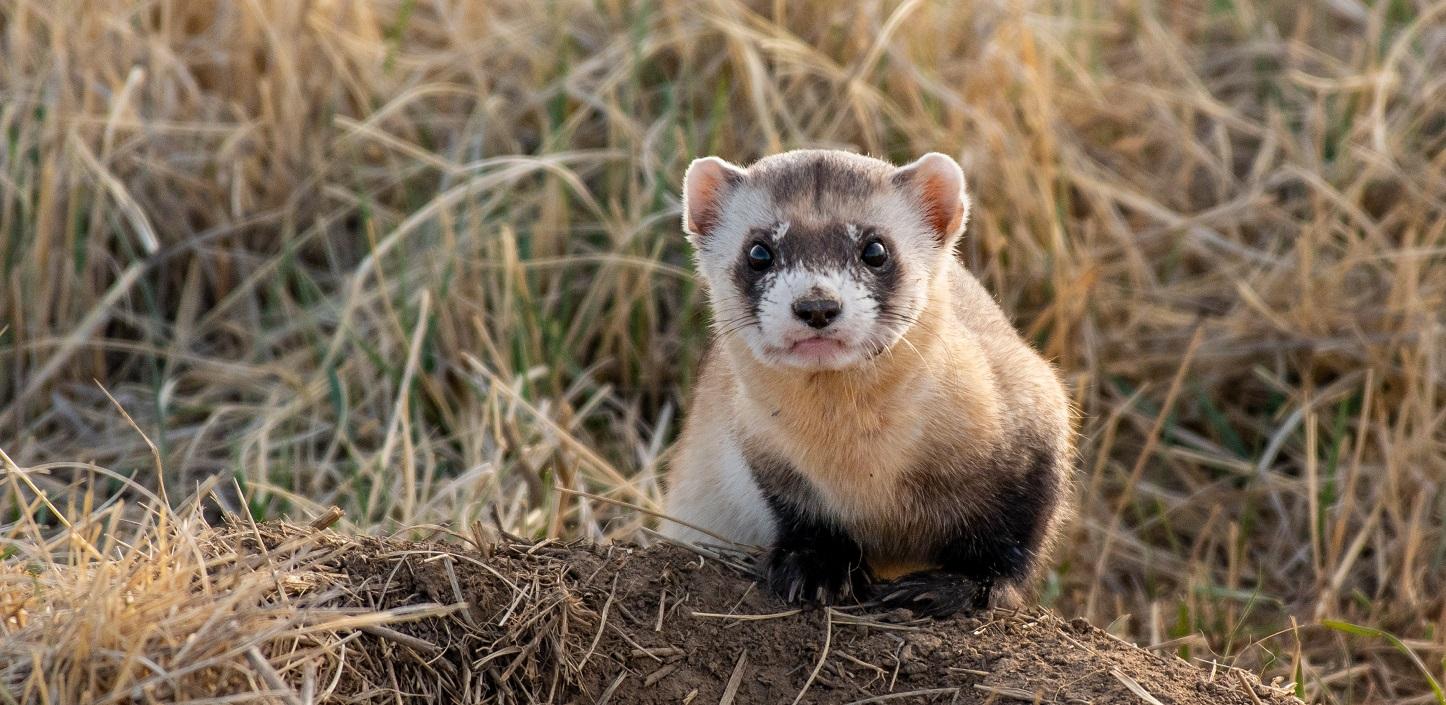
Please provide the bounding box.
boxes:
[765,547,870,606]
[876,571,992,619]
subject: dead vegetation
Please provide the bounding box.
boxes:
[1,0,1443,702]
[0,499,1304,704]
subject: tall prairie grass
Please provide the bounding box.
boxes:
[1,0,1443,702]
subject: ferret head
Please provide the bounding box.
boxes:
[682,150,970,371]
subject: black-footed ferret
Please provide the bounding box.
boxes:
[661,149,1074,617]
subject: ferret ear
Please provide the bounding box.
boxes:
[682,156,746,242]
[891,152,970,245]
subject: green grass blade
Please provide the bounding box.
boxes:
[1322,619,1445,705]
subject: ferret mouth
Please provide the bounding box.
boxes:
[788,336,844,355]
[774,336,856,368]
[752,335,866,370]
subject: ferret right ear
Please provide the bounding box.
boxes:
[682,156,745,242]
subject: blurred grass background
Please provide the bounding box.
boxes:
[0,0,1442,702]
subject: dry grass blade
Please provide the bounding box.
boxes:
[643,662,681,687]
[977,684,1048,703]
[718,649,748,705]
[847,688,963,704]
[690,609,803,621]
[309,506,345,531]
[356,625,443,656]
[791,607,833,705]
[246,647,304,705]
[595,672,628,705]
[1236,669,1266,705]
[1111,669,1166,705]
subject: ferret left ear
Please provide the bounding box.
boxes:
[891,152,970,245]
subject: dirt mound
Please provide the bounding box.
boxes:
[206,522,1296,704]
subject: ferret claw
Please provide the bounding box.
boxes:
[876,571,992,619]
[764,547,869,606]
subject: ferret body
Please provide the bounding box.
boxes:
[662,150,1073,616]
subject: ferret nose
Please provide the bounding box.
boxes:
[792,297,842,329]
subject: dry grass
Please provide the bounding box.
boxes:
[0,0,1442,702]
[0,486,599,703]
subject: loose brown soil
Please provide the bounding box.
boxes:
[235,523,1300,704]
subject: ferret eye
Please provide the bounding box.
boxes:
[746,242,774,271]
[861,239,888,268]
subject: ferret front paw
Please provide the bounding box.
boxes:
[764,547,869,606]
[876,571,992,619]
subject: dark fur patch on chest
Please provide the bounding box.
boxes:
[741,442,823,527]
[901,440,1063,582]
[744,433,1065,585]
